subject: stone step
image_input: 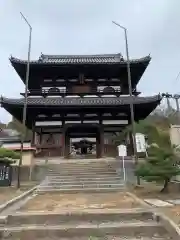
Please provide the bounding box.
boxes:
[48,162,114,165]
[43,180,123,185]
[47,171,117,175]
[48,165,114,168]
[48,167,115,171]
[46,177,122,182]
[48,170,116,174]
[13,237,168,240]
[47,174,119,179]
[47,173,118,177]
[6,210,154,226]
[0,221,166,239]
[36,187,125,193]
[38,183,124,189]
[47,176,122,181]
[48,165,114,169]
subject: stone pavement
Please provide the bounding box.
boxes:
[144,199,174,207]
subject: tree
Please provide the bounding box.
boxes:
[0,148,20,164]
[135,145,180,192]
[7,118,32,141]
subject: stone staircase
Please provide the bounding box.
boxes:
[36,159,125,193]
[0,209,171,239]
[0,158,173,239]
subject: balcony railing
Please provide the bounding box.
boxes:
[20,89,141,97]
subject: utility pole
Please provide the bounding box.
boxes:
[112,21,140,185]
[17,12,32,188]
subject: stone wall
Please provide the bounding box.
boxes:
[11,165,47,182]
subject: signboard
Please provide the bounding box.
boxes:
[118,144,127,157]
[135,133,146,153]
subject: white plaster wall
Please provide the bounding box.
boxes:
[170,125,180,146]
[2,142,31,148]
[169,125,180,182]
[21,152,33,166]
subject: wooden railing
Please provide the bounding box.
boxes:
[20,89,141,97]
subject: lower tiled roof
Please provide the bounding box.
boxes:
[1,95,161,106]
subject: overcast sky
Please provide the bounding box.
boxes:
[0,0,180,123]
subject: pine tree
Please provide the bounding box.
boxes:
[135,145,180,192]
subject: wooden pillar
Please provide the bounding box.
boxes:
[100,126,104,157]
[96,126,104,158]
[96,132,100,158]
[31,121,35,146]
[62,126,70,158]
[64,131,70,158]
[62,127,66,157]
[39,128,42,145]
[61,121,65,157]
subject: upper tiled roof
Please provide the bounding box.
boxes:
[1,95,161,107]
[10,53,151,65]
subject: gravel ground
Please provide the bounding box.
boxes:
[19,192,140,212]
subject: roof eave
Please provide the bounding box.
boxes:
[1,95,162,107]
[9,55,152,66]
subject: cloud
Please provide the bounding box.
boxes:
[1,0,180,123]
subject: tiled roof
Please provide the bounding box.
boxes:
[10,53,151,65]
[1,95,161,107]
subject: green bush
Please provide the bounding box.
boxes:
[0,148,20,162]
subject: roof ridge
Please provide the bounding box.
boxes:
[40,53,122,60]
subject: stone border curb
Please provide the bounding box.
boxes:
[126,191,152,208]
[127,191,180,239]
[154,212,180,239]
[0,185,38,214]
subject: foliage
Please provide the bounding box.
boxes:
[7,118,32,141]
[135,144,180,192]
[0,148,20,161]
[113,106,173,149]
[0,122,6,130]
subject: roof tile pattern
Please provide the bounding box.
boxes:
[40,54,123,64]
[10,54,151,65]
[1,95,161,106]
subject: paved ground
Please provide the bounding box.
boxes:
[19,192,141,212]
[144,199,173,207]
[0,181,38,205]
[0,188,23,205]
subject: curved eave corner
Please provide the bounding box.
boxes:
[0,95,3,107]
